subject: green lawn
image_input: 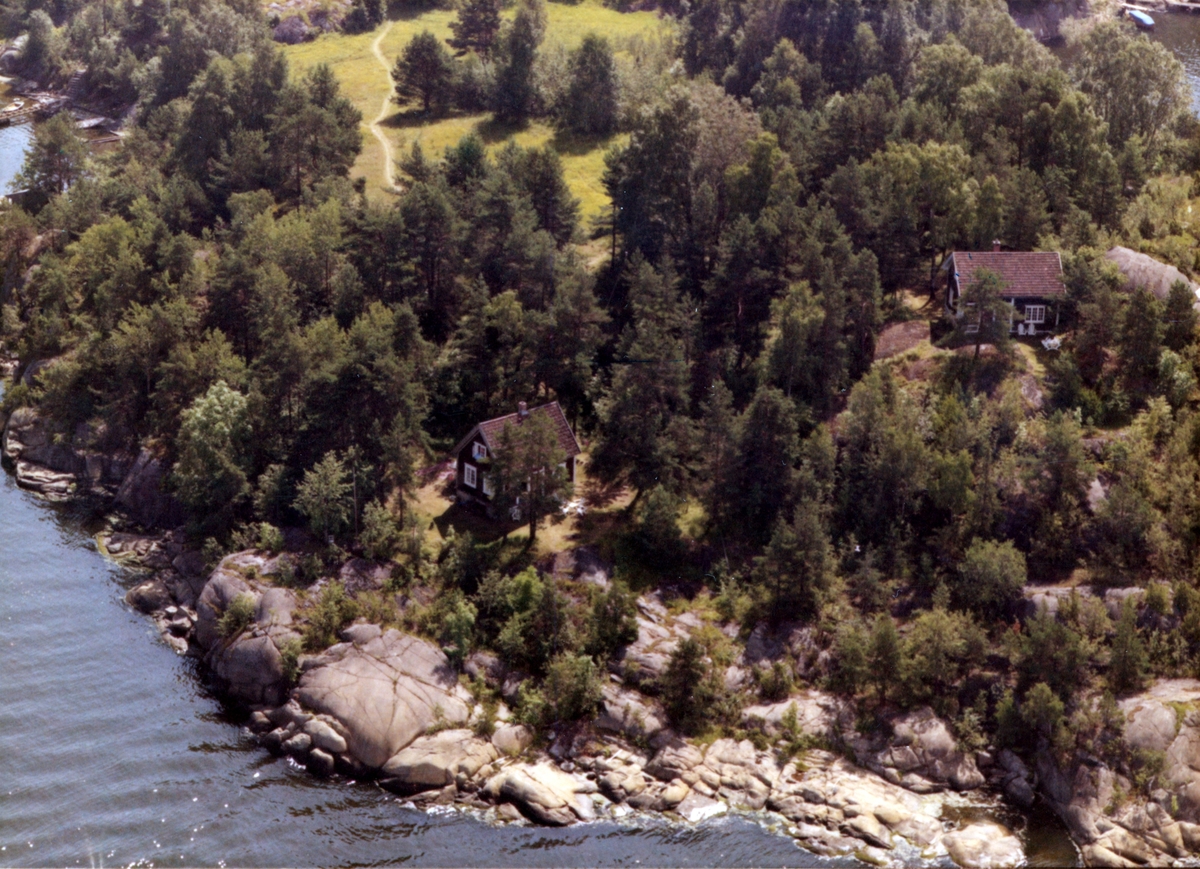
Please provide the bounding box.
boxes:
[284,1,663,223]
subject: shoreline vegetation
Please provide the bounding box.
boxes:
[8,0,1200,866]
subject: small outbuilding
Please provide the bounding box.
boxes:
[450,401,582,510]
[943,248,1065,336]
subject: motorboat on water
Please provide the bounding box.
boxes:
[1125,7,1156,29]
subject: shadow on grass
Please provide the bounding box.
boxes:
[475,115,532,144]
[379,107,472,129]
[385,2,445,22]
[549,128,619,157]
[432,500,523,544]
[580,475,627,510]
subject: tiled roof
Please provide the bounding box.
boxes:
[949,251,1064,298]
[452,401,582,459]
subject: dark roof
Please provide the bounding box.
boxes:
[452,401,582,459]
[948,251,1065,298]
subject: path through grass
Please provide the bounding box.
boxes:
[285,2,665,222]
[369,21,397,192]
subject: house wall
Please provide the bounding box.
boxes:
[456,433,492,503]
[948,277,1058,335]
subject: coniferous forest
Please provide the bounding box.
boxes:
[8,0,1200,858]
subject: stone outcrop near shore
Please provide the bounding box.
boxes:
[111,547,1039,868]
[2,404,184,524]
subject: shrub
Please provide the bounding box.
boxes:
[514,683,548,728]
[714,572,753,626]
[629,485,683,568]
[472,703,497,738]
[542,653,603,723]
[202,537,226,571]
[755,660,794,702]
[302,581,359,651]
[257,522,284,553]
[994,688,1022,749]
[358,500,400,561]
[1145,582,1171,617]
[279,636,303,685]
[218,593,256,639]
[1022,681,1065,740]
[584,580,638,660]
[439,590,477,668]
[829,623,868,696]
[955,538,1026,620]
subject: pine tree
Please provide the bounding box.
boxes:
[447,0,502,58]
[1109,598,1147,695]
[560,33,618,136]
[492,0,545,123]
[868,614,902,703]
[393,30,456,114]
[1164,279,1197,352]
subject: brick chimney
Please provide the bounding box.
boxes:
[992,239,1002,252]
[518,401,528,421]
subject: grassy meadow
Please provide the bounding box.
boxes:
[284,1,666,224]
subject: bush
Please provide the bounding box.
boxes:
[218,593,256,639]
[439,590,477,667]
[755,660,794,702]
[714,572,753,626]
[302,581,359,651]
[279,636,303,685]
[623,485,683,570]
[358,500,400,561]
[1145,582,1171,616]
[257,522,284,553]
[542,653,603,723]
[480,567,577,674]
[994,688,1022,749]
[584,580,638,660]
[1022,681,1065,739]
[829,623,868,696]
[955,538,1026,620]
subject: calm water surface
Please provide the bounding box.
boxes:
[1145,12,1200,111]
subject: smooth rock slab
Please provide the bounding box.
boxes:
[942,823,1023,869]
[596,684,666,740]
[484,762,589,826]
[676,792,726,823]
[492,723,532,756]
[381,729,498,792]
[296,629,469,768]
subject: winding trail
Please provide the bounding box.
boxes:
[370,21,398,193]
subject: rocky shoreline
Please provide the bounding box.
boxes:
[118,548,1029,869]
[9,400,1200,868]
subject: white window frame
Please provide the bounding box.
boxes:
[482,474,494,497]
[1025,304,1046,324]
[463,464,477,488]
[472,442,487,460]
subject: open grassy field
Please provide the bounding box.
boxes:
[284,1,665,224]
